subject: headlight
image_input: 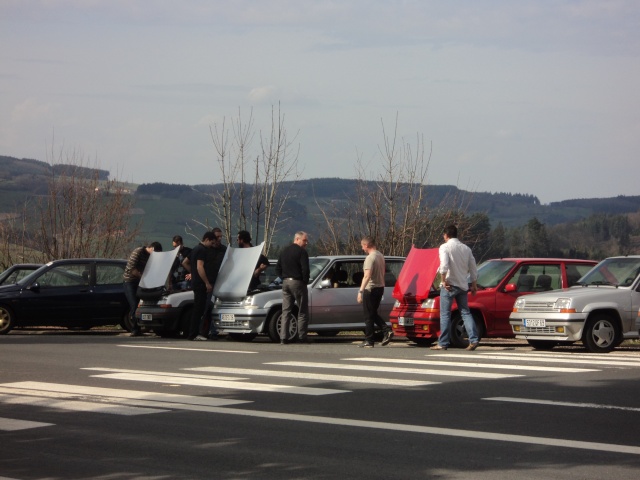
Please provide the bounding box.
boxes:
[554,298,572,310]
[513,298,526,309]
[421,298,436,309]
[393,300,400,308]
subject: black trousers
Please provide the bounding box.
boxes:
[362,287,389,343]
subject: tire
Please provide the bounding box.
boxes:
[408,337,435,347]
[449,312,484,349]
[582,314,619,353]
[0,305,16,335]
[268,308,298,342]
[228,332,257,342]
[121,310,135,332]
[527,340,557,350]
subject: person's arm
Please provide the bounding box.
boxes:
[197,259,212,292]
[439,244,451,290]
[182,257,192,281]
[357,269,372,304]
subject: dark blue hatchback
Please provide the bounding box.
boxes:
[0,258,129,334]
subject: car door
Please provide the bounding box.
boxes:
[91,261,127,323]
[310,260,364,329]
[19,261,94,327]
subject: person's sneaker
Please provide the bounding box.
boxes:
[358,341,374,348]
[193,335,208,341]
[381,330,394,346]
[465,343,479,351]
[430,344,447,350]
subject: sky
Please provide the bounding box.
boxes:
[1,0,639,204]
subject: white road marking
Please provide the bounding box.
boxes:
[0,393,167,415]
[90,373,349,396]
[434,353,640,367]
[0,416,53,431]
[485,397,640,412]
[82,366,249,381]
[0,382,250,407]
[156,404,640,456]
[344,357,597,373]
[118,344,257,354]
[266,361,522,379]
[187,366,437,387]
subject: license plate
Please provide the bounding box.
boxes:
[141,313,152,321]
[221,313,235,322]
[398,316,414,327]
[523,318,546,327]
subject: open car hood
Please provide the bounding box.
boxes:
[139,247,180,289]
[392,246,440,303]
[214,243,265,300]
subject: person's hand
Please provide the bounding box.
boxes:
[206,283,213,293]
[185,273,192,281]
[357,291,363,304]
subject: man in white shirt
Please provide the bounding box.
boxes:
[432,225,479,351]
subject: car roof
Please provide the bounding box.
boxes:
[312,255,406,260]
[44,258,127,265]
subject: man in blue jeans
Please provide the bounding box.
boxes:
[431,225,479,351]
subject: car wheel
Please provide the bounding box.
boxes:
[228,332,257,342]
[582,314,619,353]
[527,340,557,350]
[268,309,298,342]
[449,312,483,348]
[121,310,135,332]
[266,309,282,342]
[407,337,435,347]
[0,305,16,335]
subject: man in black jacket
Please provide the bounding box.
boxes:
[276,231,310,344]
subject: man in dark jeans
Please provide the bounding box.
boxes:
[123,241,163,337]
[276,231,310,344]
[182,231,217,341]
[356,236,393,348]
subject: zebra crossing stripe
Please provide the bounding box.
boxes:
[439,353,640,367]
[266,361,522,379]
[484,397,640,412]
[0,416,53,431]
[343,357,598,373]
[186,366,437,386]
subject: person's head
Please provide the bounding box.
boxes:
[293,231,309,249]
[443,225,458,241]
[201,231,217,247]
[146,241,163,253]
[360,236,376,254]
[237,230,252,247]
[172,235,183,248]
[211,227,224,246]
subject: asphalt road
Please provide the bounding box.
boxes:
[2,329,640,479]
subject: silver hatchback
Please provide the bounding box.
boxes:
[213,255,405,342]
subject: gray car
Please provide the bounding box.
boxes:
[213,255,405,342]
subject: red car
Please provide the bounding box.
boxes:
[389,247,597,347]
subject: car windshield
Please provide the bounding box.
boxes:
[309,258,330,283]
[476,260,516,288]
[15,265,48,286]
[578,257,640,287]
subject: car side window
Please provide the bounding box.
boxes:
[96,263,125,285]
[565,264,595,287]
[506,264,561,292]
[37,264,91,287]
[384,260,404,287]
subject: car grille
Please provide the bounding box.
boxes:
[517,326,556,334]
[219,319,245,327]
[517,301,559,313]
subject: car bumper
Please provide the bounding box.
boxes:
[213,306,268,334]
[509,312,586,341]
[136,306,183,330]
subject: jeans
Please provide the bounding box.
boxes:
[363,287,389,343]
[438,285,479,347]
[123,281,140,333]
[281,279,308,340]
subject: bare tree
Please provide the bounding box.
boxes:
[0,146,139,266]
[316,115,481,257]
[208,104,300,254]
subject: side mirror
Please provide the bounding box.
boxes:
[27,282,40,293]
[504,283,517,293]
